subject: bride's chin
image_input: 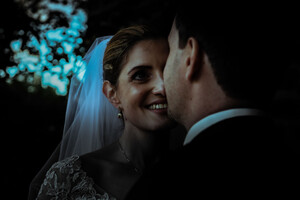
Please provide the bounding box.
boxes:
[153,120,177,132]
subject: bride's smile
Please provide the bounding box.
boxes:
[111,39,174,131]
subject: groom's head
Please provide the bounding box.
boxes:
[164,2,291,129]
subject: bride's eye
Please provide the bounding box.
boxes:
[131,69,151,82]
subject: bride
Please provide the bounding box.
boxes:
[36,25,181,200]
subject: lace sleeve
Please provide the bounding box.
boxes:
[36,155,81,199]
[36,155,115,200]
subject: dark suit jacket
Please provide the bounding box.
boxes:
[126,115,299,199]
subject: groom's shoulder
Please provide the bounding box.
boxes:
[126,116,297,200]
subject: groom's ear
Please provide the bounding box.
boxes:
[103,81,120,108]
[184,37,204,82]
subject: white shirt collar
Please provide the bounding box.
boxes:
[183,108,264,146]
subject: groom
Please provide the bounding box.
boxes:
[126,2,298,199]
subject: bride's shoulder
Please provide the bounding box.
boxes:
[80,142,120,164]
[79,142,123,182]
[41,155,83,185]
[37,155,94,199]
[48,155,81,174]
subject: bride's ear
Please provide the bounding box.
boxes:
[103,81,120,108]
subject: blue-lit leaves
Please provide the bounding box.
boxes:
[11,39,23,52]
[3,0,88,96]
[45,28,65,42]
[6,66,19,78]
[0,69,5,78]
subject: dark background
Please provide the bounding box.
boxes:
[0,1,299,199]
[0,0,175,198]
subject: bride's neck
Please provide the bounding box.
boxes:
[119,125,169,172]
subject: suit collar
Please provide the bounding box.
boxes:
[183,108,265,145]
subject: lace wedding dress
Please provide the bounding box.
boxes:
[36,155,116,200]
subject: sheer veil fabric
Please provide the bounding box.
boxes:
[59,36,124,160]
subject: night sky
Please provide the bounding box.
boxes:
[0,1,299,199]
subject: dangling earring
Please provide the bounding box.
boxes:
[117,110,123,119]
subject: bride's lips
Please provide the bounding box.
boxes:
[145,99,168,114]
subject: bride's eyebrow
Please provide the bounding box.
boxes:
[127,65,152,75]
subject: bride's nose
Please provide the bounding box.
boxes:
[152,74,166,96]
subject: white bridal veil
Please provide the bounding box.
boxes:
[59,36,124,160]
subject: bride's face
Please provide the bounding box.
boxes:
[115,39,174,132]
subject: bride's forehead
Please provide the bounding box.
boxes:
[125,40,165,61]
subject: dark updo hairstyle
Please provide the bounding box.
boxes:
[103,25,165,86]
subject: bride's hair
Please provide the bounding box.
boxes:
[103,25,164,86]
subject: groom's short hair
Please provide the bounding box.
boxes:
[174,1,296,107]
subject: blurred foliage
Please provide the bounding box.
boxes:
[0,0,175,96]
